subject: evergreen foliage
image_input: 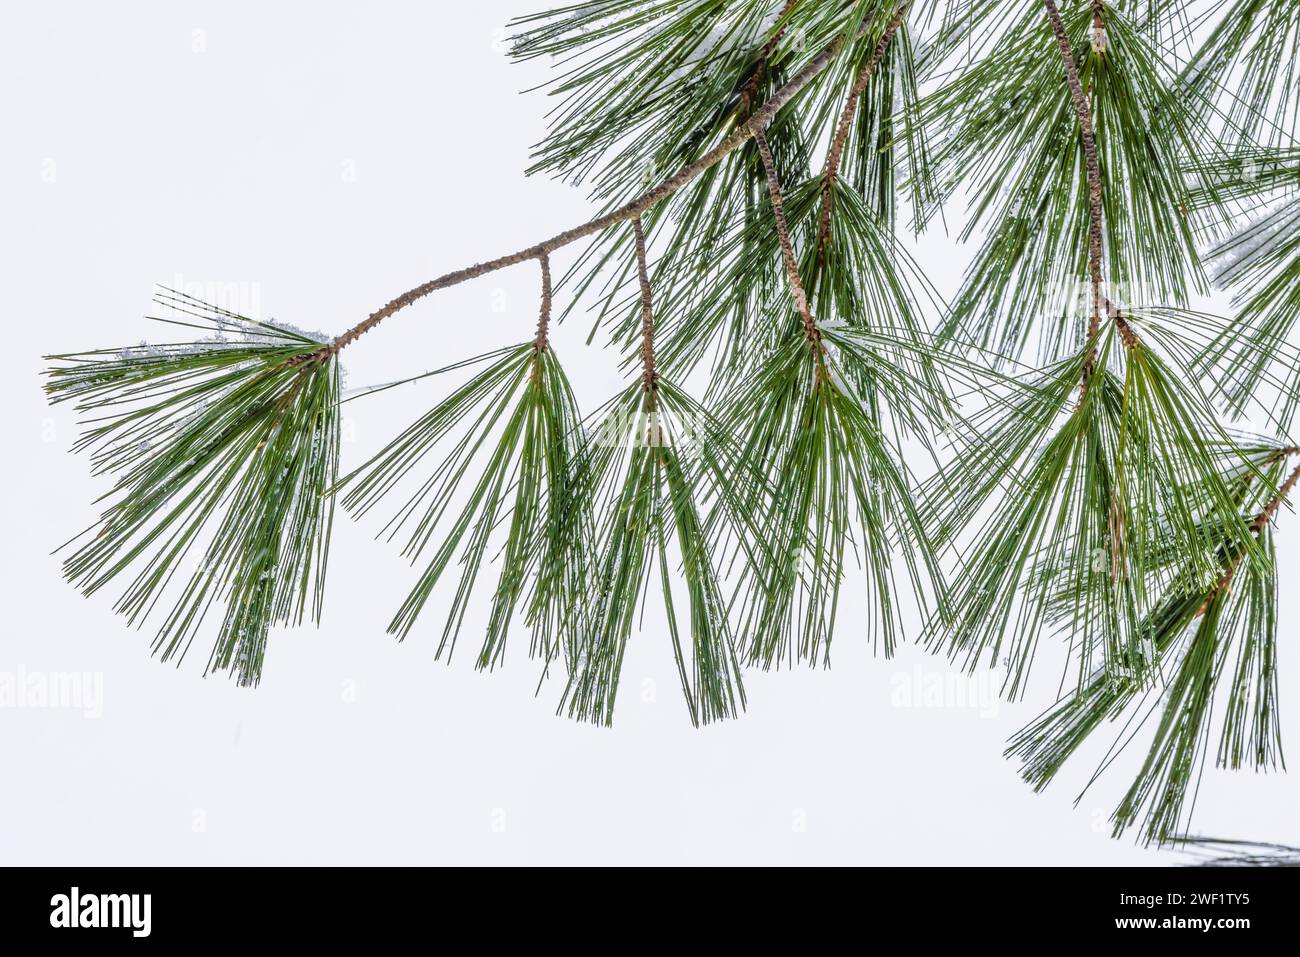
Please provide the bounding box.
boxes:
[45,1,1300,848]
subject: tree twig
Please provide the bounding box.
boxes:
[631,216,657,394]
[814,3,910,272]
[1044,0,1106,396]
[1250,459,1300,534]
[754,129,822,357]
[529,253,552,384]
[1200,454,1300,611]
[534,252,552,354]
[311,28,859,361]
[737,0,800,118]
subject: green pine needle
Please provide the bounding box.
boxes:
[337,342,587,673]
[1007,441,1293,844]
[913,3,1210,363]
[1177,838,1300,867]
[36,2,1300,848]
[1191,147,1300,421]
[722,327,946,668]
[563,379,747,727]
[44,289,341,686]
[925,315,1262,697]
[1177,0,1300,149]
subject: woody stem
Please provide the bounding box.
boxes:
[312,28,861,359]
[814,3,909,272]
[632,216,657,394]
[534,252,552,353]
[754,128,821,356]
[1044,0,1106,392]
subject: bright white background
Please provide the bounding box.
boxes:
[2,1,1295,865]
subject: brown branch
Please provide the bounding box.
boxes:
[1091,0,1108,53]
[738,0,800,118]
[814,3,910,272]
[1044,0,1106,396]
[754,129,822,355]
[305,28,859,362]
[631,216,657,394]
[1073,298,1136,408]
[1250,459,1300,535]
[529,253,552,385]
[534,252,552,354]
[1109,298,1138,349]
[1200,454,1300,612]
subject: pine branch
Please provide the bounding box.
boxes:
[1044,0,1106,386]
[42,2,1300,844]
[754,128,821,349]
[737,0,801,118]
[336,337,587,671]
[1201,456,1300,610]
[565,218,746,725]
[925,305,1264,698]
[1178,838,1300,867]
[299,24,869,361]
[533,252,552,356]
[815,2,910,271]
[45,291,343,686]
[1007,443,1297,843]
[916,1,1209,364]
[632,216,658,394]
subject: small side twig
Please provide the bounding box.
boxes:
[631,216,657,394]
[754,129,821,357]
[529,252,552,384]
[1109,298,1138,349]
[1044,0,1107,397]
[1072,298,1137,409]
[1250,459,1300,535]
[737,0,800,118]
[814,3,910,271]
[534,252,552,354]
[1200,455,1300,611]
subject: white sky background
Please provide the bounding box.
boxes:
[1,1,1296,865]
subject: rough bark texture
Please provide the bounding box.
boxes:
[815,4,909,270]
[1044,0,1106,392]
[1252,460,1300,535]
[534,252,552,354]
[631,216,657,394]
[738,0,800,118]
[1201,456,1300,611]
[754,129,819,348]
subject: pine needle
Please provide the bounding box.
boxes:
[723,328,946,667]
[925,314,1263,698]
[563,381,747,727]
[1007,443,1295,844]
[44,289,341,686]
[912,2,1210,363]
[337,341,586,673]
